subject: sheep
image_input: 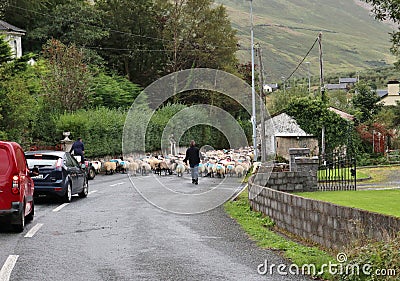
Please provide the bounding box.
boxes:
[213,163,225,178]
[128,161,140,176]
[141,162,152,175]
[175,162,186,177]
[118,160,130,173]
[198,163,206,177]
[225,163,235,177]
[103,161,117,175]
[91,161,102,174]
[235,164,245,178]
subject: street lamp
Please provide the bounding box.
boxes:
[248,0,257,160]
[305,62,310,94]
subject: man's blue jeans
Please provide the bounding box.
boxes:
[191,164,199,180]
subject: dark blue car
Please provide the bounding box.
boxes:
[25,151,88,202]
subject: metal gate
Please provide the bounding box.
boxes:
[318,150,356,191]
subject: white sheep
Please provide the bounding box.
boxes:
[235,164,245,178]
[175,162,186,177]
[141,162,152,175]
[103,161,117,175]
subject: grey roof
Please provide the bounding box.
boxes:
[376,89,388,98]
[265,83,278,88]
[325,83,347,90]
[339,77,357,84]
[0,20,26,34]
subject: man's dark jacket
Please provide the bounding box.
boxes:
[183,146,200,167]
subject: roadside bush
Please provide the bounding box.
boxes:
[340,234,400,281]
[54,107,126,158]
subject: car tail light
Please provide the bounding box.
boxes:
[12,175,20,194]
[55,158,63,171]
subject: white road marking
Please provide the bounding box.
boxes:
[88,190,98,195]
[109,182,125,187]
[52,203,69,212]
[24,223,44,238]
[0,255,19,281]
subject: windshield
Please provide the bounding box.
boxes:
[26,154,61,169]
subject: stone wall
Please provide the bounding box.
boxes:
[248,179,400,250]
[253,148,319,192]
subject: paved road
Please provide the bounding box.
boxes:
[0,173,311,281]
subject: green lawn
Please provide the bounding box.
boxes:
[297,189,400,217]
[318,168,369,181]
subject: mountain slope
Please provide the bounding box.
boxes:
[215,0,397,82]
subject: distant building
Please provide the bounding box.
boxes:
[378,80,400,106]
[263,83,278,93]
[325,83,348,91]
[0,20,26,58]
[262,112,319,160]
[339,77,358,85]
[325,77,358,91]
[328,107,354,122]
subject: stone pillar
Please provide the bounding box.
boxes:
[289,148,310,172]
[60,132,73,152]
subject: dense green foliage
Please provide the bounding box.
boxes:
[286,97,353,152]
[54,107,126,158]
[352,82,382,123]
[341,234,400,281]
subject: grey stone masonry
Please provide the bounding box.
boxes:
[253,148,318,192]
[248,177,400,250]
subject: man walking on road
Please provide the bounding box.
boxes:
[183,140,201,185]
[70,137,85,163]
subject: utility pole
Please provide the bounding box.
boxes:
[248,0,257,160]
[318,32,325,102]
[318,32,326,157]
[256,45,267,162]
[305,61,311,94]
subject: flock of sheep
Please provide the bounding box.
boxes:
[92,148,255,179]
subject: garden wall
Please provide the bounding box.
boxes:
[248,179,400,250]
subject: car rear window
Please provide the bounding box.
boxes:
[26,154,61,169]
[0,148,11,175]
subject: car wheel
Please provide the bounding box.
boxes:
[63,183,72,203]
[12,205,25,233]
[26,202,34,222]
[79,178,89,198]
[88,167,96,180]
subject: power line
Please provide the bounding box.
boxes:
[283,36,319,82]
[6,3,174,44]
[6,3,240,51]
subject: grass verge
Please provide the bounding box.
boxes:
[296,189,400,217]
[224,188,336,280]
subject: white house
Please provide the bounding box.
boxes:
[378,80,400,106]
[0,20,26,58]
[261,112,318,160]
[263,83,279,93]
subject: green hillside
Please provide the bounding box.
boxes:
[215,0,397,82]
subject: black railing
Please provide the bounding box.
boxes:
[318,151,356,191]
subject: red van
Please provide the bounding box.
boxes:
[0,141,35,232]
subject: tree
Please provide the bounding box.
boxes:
[0,36,39,145]
[0,34,12,64]
[90,71,142,109]
[41,39,93,112]
[286,97,353,152]
[95,0,165,85]
[364,0,400,67]
[352,82,382,123]
[3,0,107,61]
[157,0,238,73]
